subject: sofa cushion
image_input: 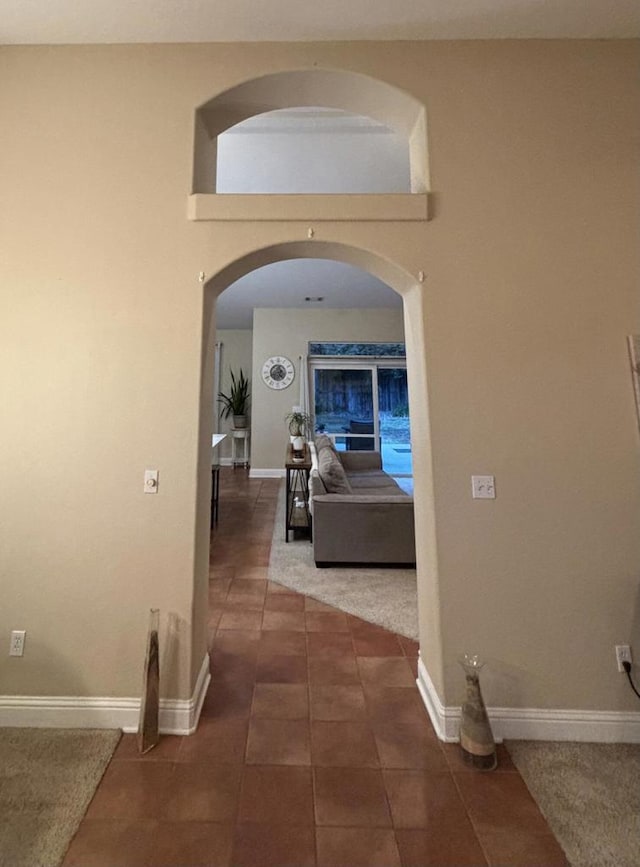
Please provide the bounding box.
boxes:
[317,447,352,494]
[314,434,336,453]
[348,473,408,495]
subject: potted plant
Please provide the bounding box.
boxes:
[218,368,250,429]
[285,410,312,451]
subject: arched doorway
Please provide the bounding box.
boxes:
[192,240,442,729]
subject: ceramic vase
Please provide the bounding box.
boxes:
[458,653,497,770]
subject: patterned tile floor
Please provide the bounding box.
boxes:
[64,470,568,866]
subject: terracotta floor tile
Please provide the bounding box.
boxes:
[308,655,361,685]
[236,566,269,581]
[199,680,254,720]
[305,611,350,632]
[267,579,297,594]
[166,763,242,821]
[252,683,309,719]
[316,827,401,867]
[210,650,257,684]
[258,629,307,656]
[305,597,339,612]
[264,593,306,612]
[62,818,158,866]
[442,742,517,773]
[357,656,416,687]
[228,578,268,597]
[313,767,391,826]
[262,609,307,631]
[478,830,570,866]
[209,566,236,582]
[238,765,314,824]
[231,824,316,867]
[454,772,552,835]
[373,722,447,771]
[212,629,261,655]
[395,828,489,867]
[364,686,432,727]
[347,615,389,635]
[397,635,420,657]
[112,733,183,761]
[221,593,265,611]
[310,684,367,721]
[383,769,470,829]
[307,632,355,658]
[149,821,234,866]
[178,717,248,764]
[255,652,309,683]
[217,609,263,631]
[84,762,174,820]
[353,632,404,657]
[311,720,380,768]
[246,718,311,765]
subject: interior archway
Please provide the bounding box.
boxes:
[193,239,442,714]
[193,68,428,194]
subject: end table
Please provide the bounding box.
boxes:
[285,443,312,542]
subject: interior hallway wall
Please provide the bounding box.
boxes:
[0,41,638,724]
[251,307,405,470]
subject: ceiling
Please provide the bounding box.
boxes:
[217,260,402,330]
[1,0,639,44]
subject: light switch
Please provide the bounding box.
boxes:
[144,469,159,494]
[472,475,495,499]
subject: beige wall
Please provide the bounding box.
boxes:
[250,307,405,470]
[215,329,253,462]
[1,41,639,720]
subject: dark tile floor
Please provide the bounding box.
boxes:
[64,470,569,866]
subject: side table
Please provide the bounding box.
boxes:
[285,443,312,542]
[231,428,250,468]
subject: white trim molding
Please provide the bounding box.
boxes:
[249,468,286,479]
[0,654,211,736]
[417,656,640,744]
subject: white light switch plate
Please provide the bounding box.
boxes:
[472,475,495,499]
[144,469,159,494]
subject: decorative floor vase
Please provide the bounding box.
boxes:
[458,653,497,771]
[138,608,160,755]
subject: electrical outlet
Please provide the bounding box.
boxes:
[615,644,632,672]
[9,630,26,657]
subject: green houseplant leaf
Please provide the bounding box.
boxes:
[218,368,250,419]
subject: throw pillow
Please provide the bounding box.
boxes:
[317,448,352,494]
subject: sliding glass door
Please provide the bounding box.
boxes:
[311,361,411,476]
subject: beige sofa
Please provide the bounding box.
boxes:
[310,436,416,567]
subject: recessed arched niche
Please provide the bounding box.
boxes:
[190,68,430,222]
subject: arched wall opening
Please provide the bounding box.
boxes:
[192,240,443,716]
[193,69,429,196]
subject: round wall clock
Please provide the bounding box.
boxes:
[262,356,295,390]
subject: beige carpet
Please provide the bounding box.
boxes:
[0,727,121,867]
[268,482,418,639]
[506,740,640,867]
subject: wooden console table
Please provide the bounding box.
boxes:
[284,443,312,542]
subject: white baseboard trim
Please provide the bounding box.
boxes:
[249,468,286,478]
[417,656,640,743]
[0,653,211,736]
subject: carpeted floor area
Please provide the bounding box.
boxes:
[506,740,640,867]
[267,482,418,639]
[0,727,121,867]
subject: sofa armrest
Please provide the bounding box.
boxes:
[337,451,382,472]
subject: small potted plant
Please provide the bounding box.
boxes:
[285,410,312,452]
[218,368,250,429]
